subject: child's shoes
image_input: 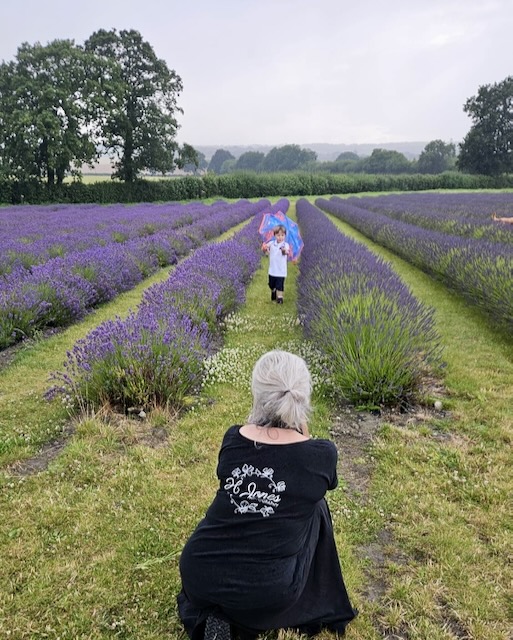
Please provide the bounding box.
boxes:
[277,298,284,304]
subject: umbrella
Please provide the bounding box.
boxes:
[258,211,304,261]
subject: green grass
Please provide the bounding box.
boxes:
[0,199,512,639]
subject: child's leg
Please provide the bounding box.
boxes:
[276,278,285,303]
[269,275,277,301]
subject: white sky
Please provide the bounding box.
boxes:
[1,0,511,147]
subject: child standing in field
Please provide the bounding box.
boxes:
[263,225,290,304]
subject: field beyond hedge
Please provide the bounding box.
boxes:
[0,195,512,640]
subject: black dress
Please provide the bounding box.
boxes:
[177,425,357,639]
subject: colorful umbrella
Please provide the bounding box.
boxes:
[258,211,304,261]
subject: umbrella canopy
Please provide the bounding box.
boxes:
[258,211,304,261]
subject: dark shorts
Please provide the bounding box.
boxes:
[269,275,285,291]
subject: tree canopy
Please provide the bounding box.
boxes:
[208,149,235,174]
[0,31,194,184]
[84,29,188,182]
[0,40,103,184]
[458,76,513,176]
[235,151,265,172]
[417,140,456,174]
[335,151,359,162]
[262,145,317,172]
[360,149,412,174]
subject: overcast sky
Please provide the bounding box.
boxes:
[1,0,511,148]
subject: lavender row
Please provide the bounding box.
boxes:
[341,192,513,245]
[317,197,513,333]
[0,200,226,275]
[296,199,442,407]
[46,199,289,412]
[0,199,270,350]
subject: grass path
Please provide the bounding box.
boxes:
[0,200,512,639]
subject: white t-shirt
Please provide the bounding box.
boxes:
[266,239,289,277]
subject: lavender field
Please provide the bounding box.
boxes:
[316,192,513,333]
[0,194,512,639]
[0,199,271,349]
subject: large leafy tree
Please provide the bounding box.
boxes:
[417,140,456,174]
[235,151,265,172]
[84,29,188,182]
[0,40,104,184]
[360,148,412,174]
[458,77,513,176]
[262,145,317,172]
[208,149,235,174]
[335,151,359,162]
[182,149,207,174]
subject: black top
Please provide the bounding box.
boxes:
[178,425,357,638]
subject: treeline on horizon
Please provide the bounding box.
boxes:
[189,140,457,177]
[2,171,512,206]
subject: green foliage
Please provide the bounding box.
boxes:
[360,148,413,174]
[320,297,434,407]
[208,149,235,174]
[0,40,104,184]
[84,29,186,182]
[235,151,265,172]
[182,149,207,174]
[458,76,513,176]
[0,31,192,185]
[417,140,456,174]
[262,144,317,172]
[220,158,237,174]
[335,151,360,162]
[2,171,511,205]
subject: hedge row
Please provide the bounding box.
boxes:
[2,171,512,205]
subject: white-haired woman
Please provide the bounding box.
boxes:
[177,351,357,640]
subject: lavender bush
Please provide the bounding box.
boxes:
[296,199,442,407]
[317,195,513,333]
[46,200,287,412]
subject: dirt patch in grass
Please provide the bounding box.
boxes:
[329,400,451,637]
[0,328,63,371]
[8,421,77,477]
[0,341,25,370]
[7,412,170,478]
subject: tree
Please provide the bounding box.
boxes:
[208,149,235,174]
[417,140,456,174]
[458,76,513,176]
[235,151,265,172]
[0,40,103,184]
[360,148,412,174]
[84,29,188,182]
[262,145,317,172]
[182,149,207,174]
[220,159,237,174]
[335,151,359,162]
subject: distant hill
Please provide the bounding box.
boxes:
[195,141,430,162]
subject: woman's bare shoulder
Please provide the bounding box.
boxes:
[239,424,309,445]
